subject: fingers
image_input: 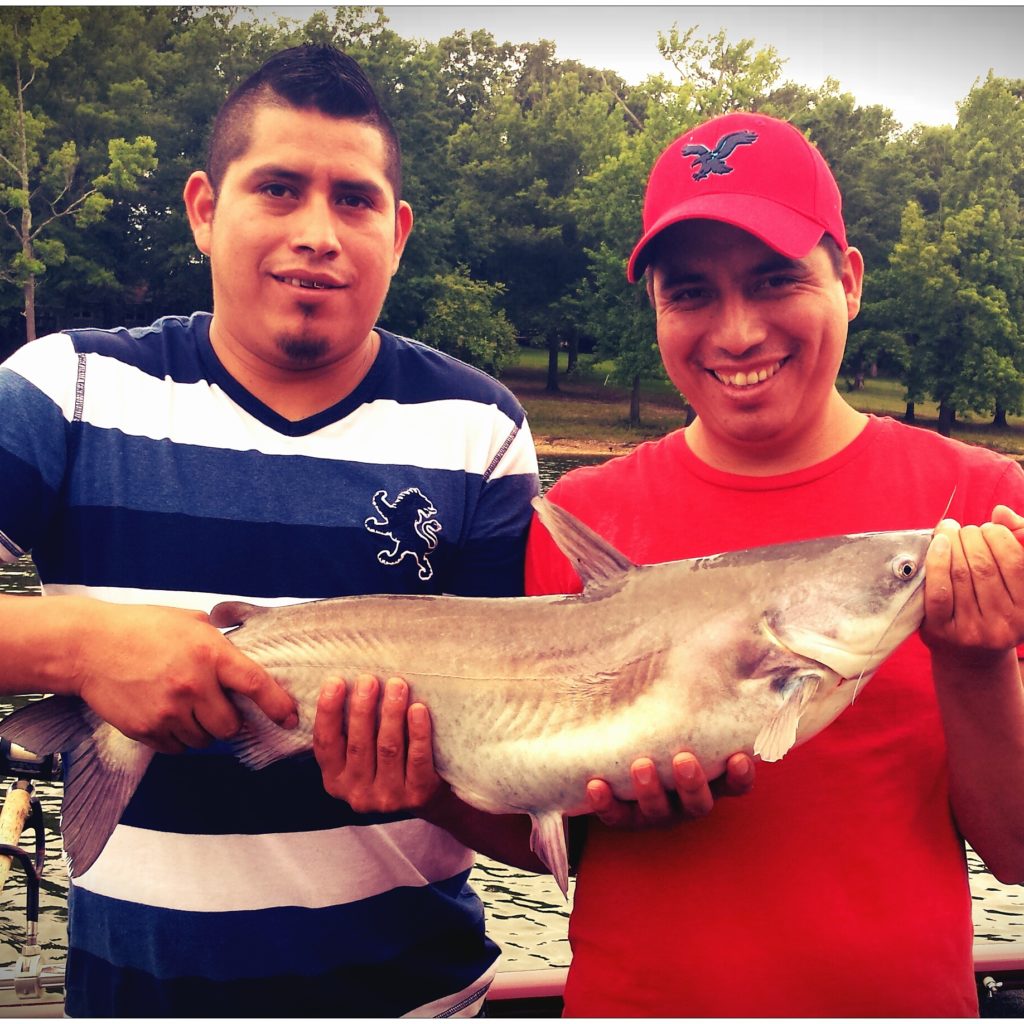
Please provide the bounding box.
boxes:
[924,517,1024,655]
[217,645,298,730]
[716,752,756,797]
[670,753,713,818]
[313,677,347,782]
[405,700,440,804]
[312,674,439,812]
[586,750,754,830]
[992,505,1024,542]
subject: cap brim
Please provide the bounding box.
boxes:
[626,194,830,282]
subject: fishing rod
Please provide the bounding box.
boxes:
[0,739,66,1006]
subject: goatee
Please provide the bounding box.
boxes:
[276,333,330,366]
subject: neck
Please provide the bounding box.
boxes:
[208,324,380,422]
[685,391,868,477]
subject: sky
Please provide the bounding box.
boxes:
[262,4,1024,130]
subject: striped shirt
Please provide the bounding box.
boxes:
[0,313,539,1016]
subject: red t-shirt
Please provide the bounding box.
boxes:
[525,416,1024,1017]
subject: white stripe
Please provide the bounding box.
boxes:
[24,342,524,472]
[40,583,310,613]
[75,819,476,912]
[10,335,537,486]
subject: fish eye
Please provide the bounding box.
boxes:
[891,556,919,580]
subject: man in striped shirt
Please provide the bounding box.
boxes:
[0,45,539,1016]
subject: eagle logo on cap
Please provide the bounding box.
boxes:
[682,130,758,181]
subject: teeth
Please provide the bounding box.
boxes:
[714,360,783,388]
[279,277,335,290]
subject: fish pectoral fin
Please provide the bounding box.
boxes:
[529,810,570,900]
[754,673,822,763]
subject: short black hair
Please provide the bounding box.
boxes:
[207,44,402,200]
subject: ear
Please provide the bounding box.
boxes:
[391,200,414,274]
[183,171,216,257]
[841,246,865,322]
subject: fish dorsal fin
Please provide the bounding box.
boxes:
[210,601,261,629]
[532,496,635,589]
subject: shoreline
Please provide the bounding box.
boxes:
[532,436,640,458]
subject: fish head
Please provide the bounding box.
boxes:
[763,528,931,683]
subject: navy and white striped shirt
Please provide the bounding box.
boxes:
[0,313,539,1016]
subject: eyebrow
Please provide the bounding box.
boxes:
[660,251,808,283]
[245,164,387,199]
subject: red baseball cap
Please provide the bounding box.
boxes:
[626,112,847,282]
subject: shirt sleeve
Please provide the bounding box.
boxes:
[446,415,540,598]
[0,338,73,562]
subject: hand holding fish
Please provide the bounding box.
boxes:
[68,600,298,755]
[584,751,756,828]
[313,673,441,813]
[918,509,1024,885]
[922,514,1024,663]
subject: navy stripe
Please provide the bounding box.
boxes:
[34,503,528,598]
[121,749,414,833]
[67,315,211,384]
[68,874,497,1016]
[0,367,67,493]
[65,423,487,528]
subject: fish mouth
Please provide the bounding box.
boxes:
[711,358,785,389]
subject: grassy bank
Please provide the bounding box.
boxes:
[504,348,1024,460]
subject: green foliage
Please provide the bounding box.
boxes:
[0,5,1016,445]
[418,265,518,375]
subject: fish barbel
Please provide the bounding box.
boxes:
[0,497,931,893]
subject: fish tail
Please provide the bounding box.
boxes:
[0,696,154,877]
[529,810,570,899]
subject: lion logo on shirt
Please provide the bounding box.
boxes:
[365,488,442,581]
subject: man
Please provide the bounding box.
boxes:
[524,112,1024,1016]
[0,46,539,1016]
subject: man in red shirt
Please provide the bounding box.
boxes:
[523,112,1024,1016]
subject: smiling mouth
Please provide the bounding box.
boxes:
[712,359,784,388]
[273,275,342,291]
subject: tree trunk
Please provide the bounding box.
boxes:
[903,402,915,424]
[629,373,641,428]
[23,271,36,343]
[545,333,560,393]
[937,401,956,438]
[993,403,1008,428]
[566,331,578,374]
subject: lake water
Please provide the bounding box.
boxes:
[0,453,1022,979]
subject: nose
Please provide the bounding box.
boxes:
[706,292,768,355]
[291,194,340,258]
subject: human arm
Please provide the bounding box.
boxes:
[0,594,298,754]
[921,509,1024,883]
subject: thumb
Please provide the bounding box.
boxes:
[993,505,1024,543]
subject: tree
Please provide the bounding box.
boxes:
[0,8,157,346]
[441,53,629,389]
[418,265,518,375]
[884,76,1024,435]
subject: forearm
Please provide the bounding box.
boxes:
[421,786,546,873]
[933,649,1024,883]
[0,594,88,697]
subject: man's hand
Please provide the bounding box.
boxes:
[70,602,298,754]
[313,674,442,813]
[584,751,756,829]
[921,515,1024,664]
